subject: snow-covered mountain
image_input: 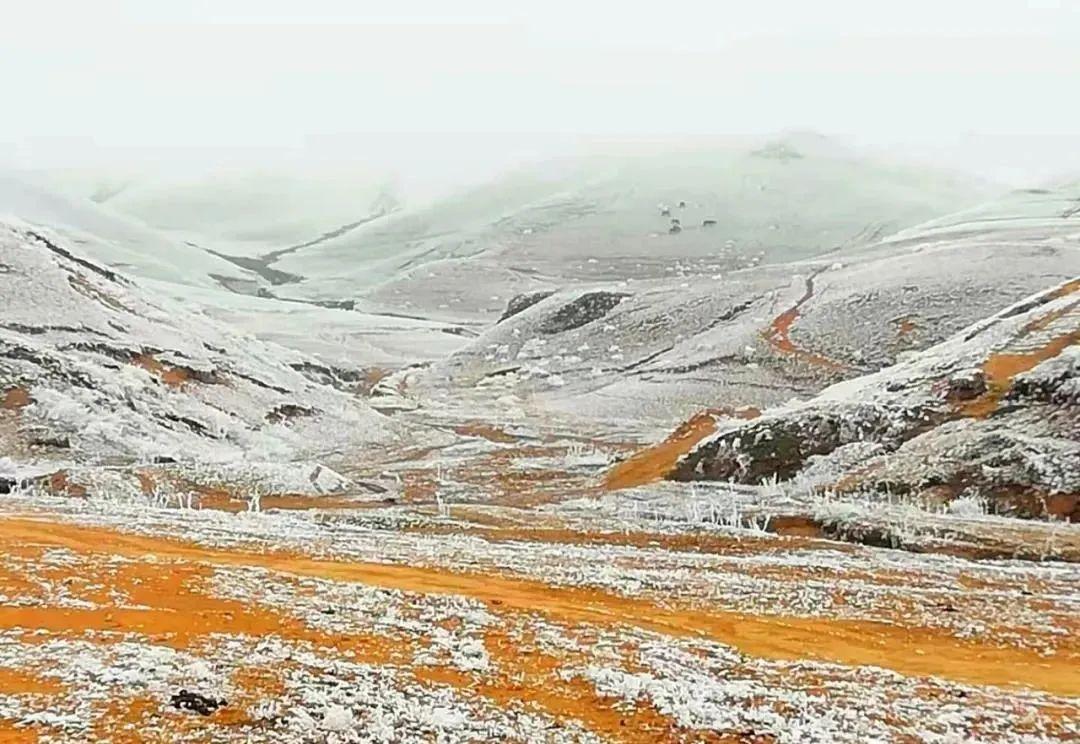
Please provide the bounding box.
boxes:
[269,135,997,318]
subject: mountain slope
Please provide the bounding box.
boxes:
[0,219,397,473]
[606,275,1079,522]
[419,180,1080,430]
[269,136,996,317]
[0,172,258,290]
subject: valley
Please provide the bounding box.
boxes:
[1,138,1078,743]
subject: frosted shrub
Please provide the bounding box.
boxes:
[947,495,987,518]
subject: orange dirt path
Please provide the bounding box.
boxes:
[760,275,847,371]
[604,407,759,491]
[1,516,1075,696]
[961,306,1079,419]
[195,487,364,513]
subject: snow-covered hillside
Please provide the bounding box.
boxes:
[0,173,258,290]
[417,180,1080,428]
[649,275,1080,520]
[0,220,398,473]
[247,136,996,317]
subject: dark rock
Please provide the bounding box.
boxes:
[25,229,123,283]
[498,291,556,323]
[289,361,366,388]
[28,435,70,449]
[941,370,987,401]
[441,326,477,337]
[171,690,227,716]
[537,292,630,335]
[672,415,843,483]
[671,405,939,485]
[266,404,318,424]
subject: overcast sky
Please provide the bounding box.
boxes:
[2,1,1078,183]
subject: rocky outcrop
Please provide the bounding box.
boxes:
[537,292,630,335]
[666,278,1080,521]
[498,290,556,323]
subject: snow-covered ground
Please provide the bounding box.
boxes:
[0,149,1077,741]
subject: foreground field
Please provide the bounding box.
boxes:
[0,479,1076,742]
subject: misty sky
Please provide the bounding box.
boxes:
[2,1,1079,183]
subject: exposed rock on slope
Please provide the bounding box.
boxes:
[668,277,1080,520]
[0,220,396,468]
[497,290,555,323]
[535,291,629,335]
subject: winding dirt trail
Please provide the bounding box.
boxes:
[761,273,848,371]
[1,516,1075,698]
[960,287,1080,418]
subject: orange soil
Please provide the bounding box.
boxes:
[421,628,752,742]
[357,366,392,395]
[1,517,1075,697]
[0,545,416,740]
[134,469,157,495]
[478,630,740,744]
[1,388,31,411]
[954,281,1078,418]
[131,354,192,388]
[0,669,63,696]
[407,521,848,556]
[453,422,519,444]
[401,468,439,503]
[0,519,705,742]
[44,471,87,498]
[893,316,919,347]
[195,486,363,513]
[604,407,760,491]
[961,327,1079,419]
[0,558,309,650]
[760,276,847,371]
[0,723,37,744]
[485,468,593,507]
[1045,277,1080,301]
[404,441,614,508]
[134,474,369,513]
